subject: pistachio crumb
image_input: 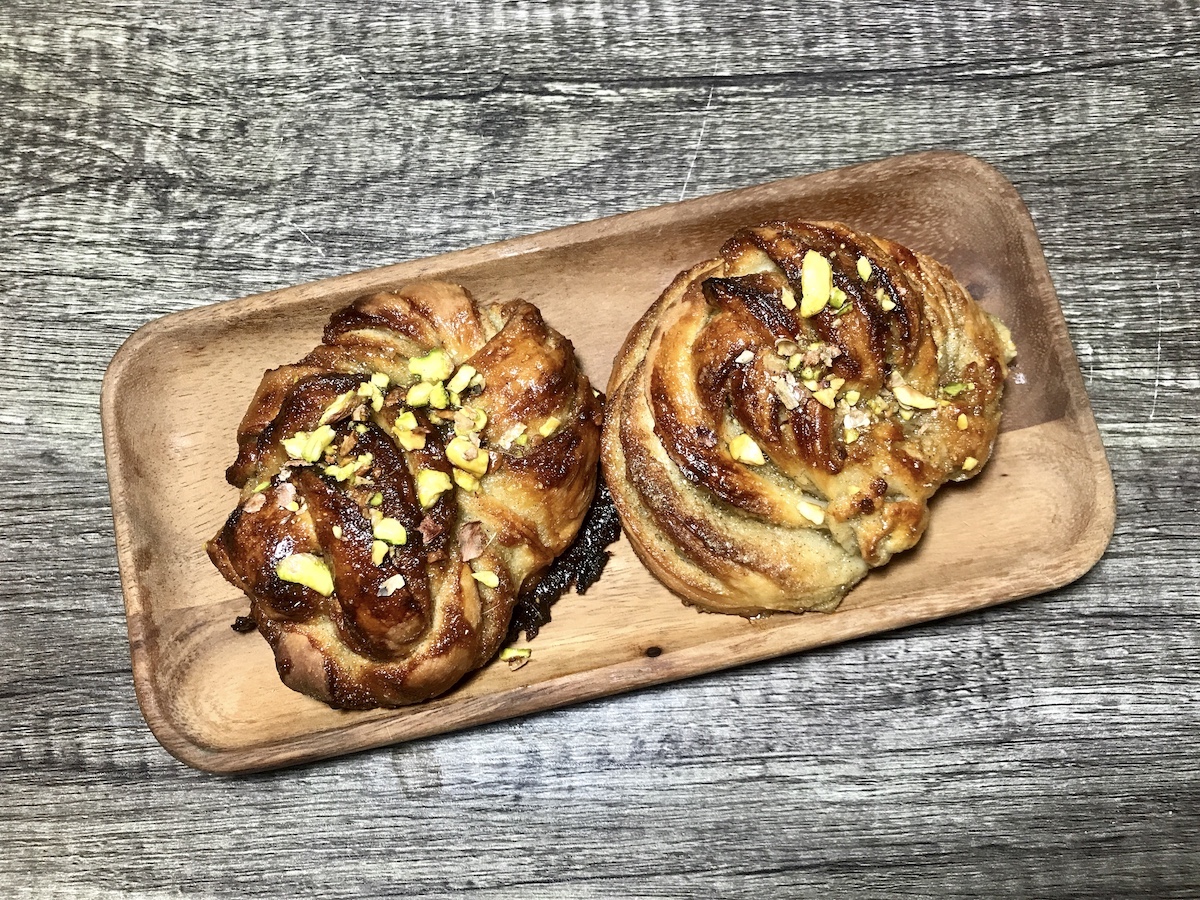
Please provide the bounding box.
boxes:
[409,348,454,383]
[416,469,453,507]
[453,469,480,492]
[812,387,838,409]
[276,554,334,596]
[957,413,969,430]
[729,433,766,465]
[797,499,826,526]
[856,256,872,281]
[446,364,477,395]
[800,250,832,317]
[371,539,389,566]
[447,436,489,476]
[963,456,979,471]
[499,646,530,667]
[406,381,434,407]
[282,425,337,463]
[373,517,408,545]
[377,573,407,597]
[892,382,938,410]
[472,570,500,589]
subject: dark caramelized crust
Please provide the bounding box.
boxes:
[601,221,1016,616]
[208,281,602,708]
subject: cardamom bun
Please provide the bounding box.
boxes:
[602,221,1015,616]
[208,281,602,708]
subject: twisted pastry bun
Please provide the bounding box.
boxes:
[602,221,1016,616]
[208,281,602,708]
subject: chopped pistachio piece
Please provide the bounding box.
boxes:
[472,569,500,588]
[416,469,453,507]
[812,387,838,409]
[962,456,979,471]
[285,500,300,512]
[829,286,848,310]
[942,382,969,397]
[453,469,480,492]
[395,411,419,431]
[729,433,766,465]
[496,423,527,450]
[446,436,489,476]
[499,647,530,662]
[469,372,486,389]
[800,250,832,317]
[409,348,454,383]
[538,416,562,438]
[455,406,487,436]
[844,427,860,444]
[514,433,529,447]
[369,491,383,507]
[797,499,826,526]
[892,383,938,410]
[377,573,406,597]
[282,425,337,463]
[276,553,334,596]
[406,381,434,407]
[828,376,846,392]
[319,389,359,425]
[324,453,373,482]
[856,256,872,281]
[331,525,343,540]
[899,408,915,421]
[373,517,408,545]
[428,382,450,410]
[734,349,755,365]
[253,480,270,493]
[844,389,861,406]
[371,539,389,566]
[772,375,802,410]
[370,371,390,389]
[787,353,804,372]
[780,284,797,310]
[357,380,385,412]
[395,427,427,451]
[446,364,477,395]
[880,294,897,312]
[957,413,969,430]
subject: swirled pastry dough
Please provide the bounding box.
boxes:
[208,282,602,708]
[602,221,1015,616]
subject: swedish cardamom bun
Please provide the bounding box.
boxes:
[208,282,602,708]
[602,221,1015,616]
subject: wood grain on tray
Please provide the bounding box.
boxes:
[100,151,1115,773]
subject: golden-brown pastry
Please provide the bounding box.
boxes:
[208,281,602,709]
[602,221,1016,616]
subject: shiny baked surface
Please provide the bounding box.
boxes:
[208,282,602,708]
[604,221,1016,615]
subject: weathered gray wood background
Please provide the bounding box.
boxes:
[3,0,1198,896]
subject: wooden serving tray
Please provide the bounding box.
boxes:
[102,151,1115,774]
